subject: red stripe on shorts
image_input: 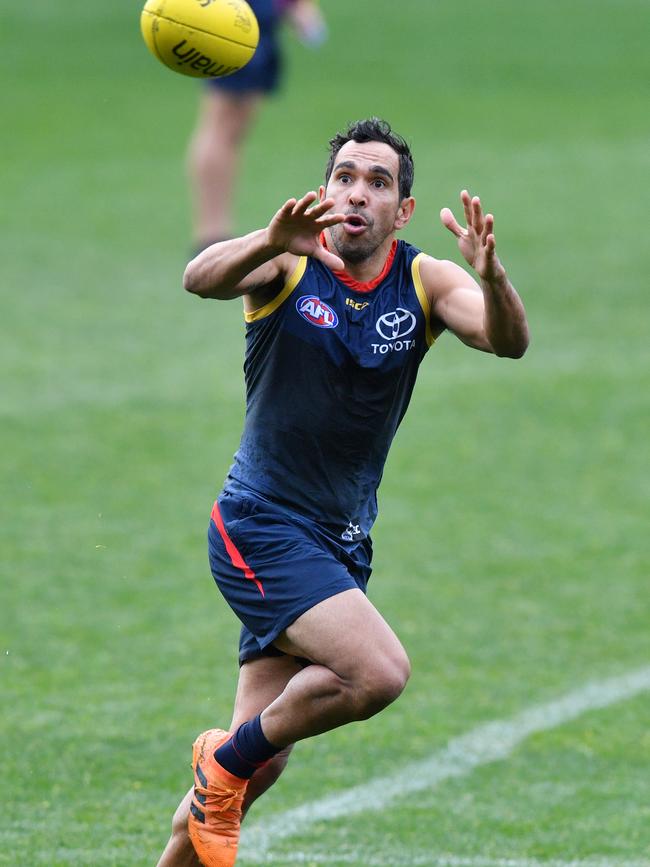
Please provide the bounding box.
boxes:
[211,501,265,598]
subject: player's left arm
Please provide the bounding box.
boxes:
[423,190,530,358]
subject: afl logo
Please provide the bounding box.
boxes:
[376,308,416,340]
[296,295,339,329]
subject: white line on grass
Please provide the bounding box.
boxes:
[239,665,650,862]
[249,853,650,867]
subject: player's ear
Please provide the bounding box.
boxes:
[318,184,327,201]
[394,197,415,230]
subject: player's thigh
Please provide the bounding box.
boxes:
[274,588,410,686]
[230,654,304,729]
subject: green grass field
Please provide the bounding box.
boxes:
[2,1,649,864]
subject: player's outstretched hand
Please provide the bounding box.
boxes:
[440,190,505,282]
[267,192,345,271]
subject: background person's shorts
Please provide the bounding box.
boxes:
[208,488,373,665]
[205,2,281,95]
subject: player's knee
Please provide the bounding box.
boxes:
[354,653,411,719]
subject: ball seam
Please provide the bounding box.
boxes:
[142,9,257,49]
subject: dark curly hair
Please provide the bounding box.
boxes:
[325,118,414,200]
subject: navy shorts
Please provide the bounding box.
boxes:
[207,488,372,665]
[205,2,281,94]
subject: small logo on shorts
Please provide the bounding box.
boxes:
[341,520,363,542]
[296,295,338,329]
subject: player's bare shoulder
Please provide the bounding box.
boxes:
[417,251,475,298]
[417,253,477,299]
[415,252,483,338]
[243,251,302,313]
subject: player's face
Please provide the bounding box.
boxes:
[323,141,413,265]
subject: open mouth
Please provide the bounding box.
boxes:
[343,214,368,234]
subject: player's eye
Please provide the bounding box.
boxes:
[372,179,386,189]
[338,174,352,184]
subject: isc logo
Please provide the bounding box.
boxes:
[296,295,338,329]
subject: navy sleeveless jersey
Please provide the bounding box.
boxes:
[223,240,435,542]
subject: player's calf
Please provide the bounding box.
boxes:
[241,745,293,817]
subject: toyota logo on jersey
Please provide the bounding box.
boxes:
[296,295,339,329]
[375,308,416,340]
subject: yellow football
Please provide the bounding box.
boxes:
[141,0,259,79]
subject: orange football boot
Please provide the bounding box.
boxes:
[188,729,249,867]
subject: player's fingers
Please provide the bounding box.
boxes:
[471,196,484,235]
[440,207,465,238]
[485,234,496,255]
[483,213,494,242]
[293,191,318,215]
[461,190,473,226]
[279,198,297,215]
[313,246,344,271]
[306,196,336,217]
[315,212,346,229]
[306,201,338,221]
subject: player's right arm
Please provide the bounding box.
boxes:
[183,192,345,302]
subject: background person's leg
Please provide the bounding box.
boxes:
[187,88,263,249]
